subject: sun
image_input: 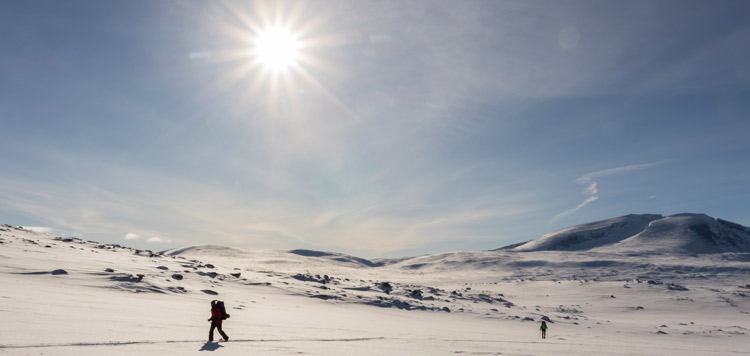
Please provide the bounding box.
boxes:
[252,26,300,72]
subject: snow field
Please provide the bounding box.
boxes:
[1,226,748,355]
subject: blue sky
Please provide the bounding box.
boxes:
[1,0,749,257]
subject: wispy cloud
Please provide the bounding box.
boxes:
[575,161,669,184]
[124,233,141,240]
[125,233,171,244]
[551,196,599,222]
[583,182,598,195]
[147,236,171,243]
[551,161,669,223]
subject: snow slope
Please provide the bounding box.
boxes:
[597,214,750,254]
[508,213,750,254]
[507,214,664,252]
[1,221,749,355]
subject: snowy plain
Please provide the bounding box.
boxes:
[1,214,749,355]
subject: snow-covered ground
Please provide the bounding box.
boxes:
[1,218,749,355]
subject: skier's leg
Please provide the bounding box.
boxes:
[209,323,216,341]
[217,324,229,341]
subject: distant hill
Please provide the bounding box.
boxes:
[157,213,750,280]
[163,245,249,258]
[503,213,750,254]
[162,245,390,268]
[287,249,386,267]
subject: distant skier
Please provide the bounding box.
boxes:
[540,321,548,339]
[208,300,229,342]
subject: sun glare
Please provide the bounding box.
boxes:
[253,26,299,72]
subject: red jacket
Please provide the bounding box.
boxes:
[211,306,223,324]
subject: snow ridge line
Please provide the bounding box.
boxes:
[0,337,387,349]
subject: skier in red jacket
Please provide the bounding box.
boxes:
[208,300,229,342]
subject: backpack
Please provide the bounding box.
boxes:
[217,300,230,320]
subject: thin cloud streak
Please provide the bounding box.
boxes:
[576,161,670,184]
[583,182,599,195]
[552,161,669,223]
[551,196,599,223]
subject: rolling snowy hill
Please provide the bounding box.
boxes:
[506,213,750,254]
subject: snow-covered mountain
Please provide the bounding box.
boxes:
[506,213,750,254]
[161,213,750,281]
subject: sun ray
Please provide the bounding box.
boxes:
[185,1,363,128]
[292,65,362,123]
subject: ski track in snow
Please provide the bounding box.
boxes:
[3,337,747,355]
[0,337,387,349]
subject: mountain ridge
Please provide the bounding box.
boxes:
[159,213,750,278]
[505,213,750,254]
